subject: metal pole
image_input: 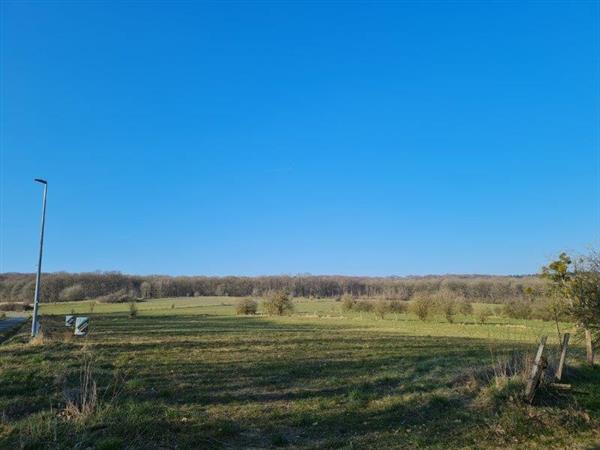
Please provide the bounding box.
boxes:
[31,178,47,337]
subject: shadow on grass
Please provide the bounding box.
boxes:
[567,364,600,419]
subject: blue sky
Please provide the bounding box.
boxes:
[1,2,598,276]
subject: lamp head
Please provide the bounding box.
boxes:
[34,178,47,184]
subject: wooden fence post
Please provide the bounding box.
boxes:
[585,329,594,366]
[555,333,570,382]
[525,336,548,404]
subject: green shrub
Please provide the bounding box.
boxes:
[411,295,433,321]
[443,300,456,323]
[341,294,356,312]
[458,301,474,315]
[503,301,532,320]
[477,307,492,324]
[387,300,408,314]
[263,291,294,316]
[236,298,258,315]
[530,297,571,322]
[375,299,411,317]
[353,300,374,312]
[128,301,138,319]
[374,299,388,319]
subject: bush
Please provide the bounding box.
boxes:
[503,301,532,320]
[59,284,85,302]
[459,300,473,316]
[388,300,408,314]
[374,299,388,319]
[372,299,408,318]
[530,300,570,322]
[0,312,6,320]
[236,298,258,315]
[262,291,294,316]
[97,290,134,304]
[140,281,152,299]
[477,307,492,324]
[542,251,600,340]
[353,300,374,312]
[443,300,456,323]
[341,294,356,312]
[430,288,463,306]
[128,301,138,319]
[411,295,433,321]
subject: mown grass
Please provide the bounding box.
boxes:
[1,297,598,449]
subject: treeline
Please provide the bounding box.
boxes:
[0,272,549,304]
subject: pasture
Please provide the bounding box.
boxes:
[1,297,599,449]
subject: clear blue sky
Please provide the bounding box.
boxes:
[1,2,598,276]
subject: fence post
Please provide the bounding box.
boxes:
[555,333,570,382]
[585,329,594,366]
[525,336,548,403]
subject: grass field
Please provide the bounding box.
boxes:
[1,297,599,449]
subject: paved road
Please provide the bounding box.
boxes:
[0,317,27,337]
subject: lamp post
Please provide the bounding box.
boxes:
[31,178,47,337]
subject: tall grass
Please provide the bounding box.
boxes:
[63,352,98,422]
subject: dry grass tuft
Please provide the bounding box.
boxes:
[61,352,98,423]
[29,331,47,346]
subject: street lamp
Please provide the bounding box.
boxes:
[31,178,47,337]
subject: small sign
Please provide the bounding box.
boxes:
[74,317,89,336]
[65,315,75,327]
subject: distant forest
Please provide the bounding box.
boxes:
[0,272,549,304]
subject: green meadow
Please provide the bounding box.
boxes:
[1,297,598,449]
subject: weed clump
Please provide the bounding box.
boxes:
[236,298,258,315]
[62,352,98,423]
[29,331,47,346]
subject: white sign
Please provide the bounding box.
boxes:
[74,317,89,336]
